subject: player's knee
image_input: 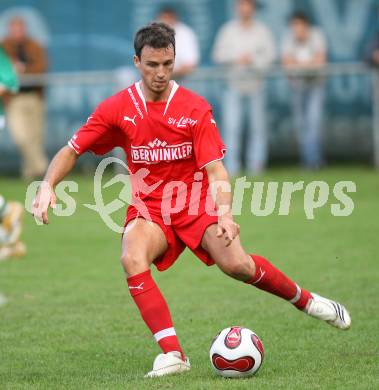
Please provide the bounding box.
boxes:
[120,251,148,276]
[220,255,254,281]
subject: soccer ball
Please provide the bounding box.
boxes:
[209,326,264,378]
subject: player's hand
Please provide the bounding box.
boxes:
[216,213,240,247]
[32,181,57,224]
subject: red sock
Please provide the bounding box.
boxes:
[127,270,184,357]
[245,254,312,310]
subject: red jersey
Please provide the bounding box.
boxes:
[68,81,226,215]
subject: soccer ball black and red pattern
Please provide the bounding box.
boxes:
[210,326,264,378]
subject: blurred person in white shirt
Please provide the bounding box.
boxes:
[157,6,200,78]
[212,0,275,175]
[282,11,327,169]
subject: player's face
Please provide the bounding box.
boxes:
[134,45,175,95]
[158,11,178,27]
[291,20,310,41]
[8,18,27,42]
[236,0,255,20]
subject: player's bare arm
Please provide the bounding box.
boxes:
[205,160,240,246]
[32,146,78,224]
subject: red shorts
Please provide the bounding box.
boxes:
[124,204,218,271]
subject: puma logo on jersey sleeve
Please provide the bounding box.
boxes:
[124,114,137,127]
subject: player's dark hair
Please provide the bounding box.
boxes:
[290,10,311,25]
[134,22,176,58]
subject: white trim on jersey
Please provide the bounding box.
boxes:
[153,327,176,342]
[135,81,148,113]
[67,141,80,154]
[134,80,180,116]
[199,149,226,170]
[163,81,179,116]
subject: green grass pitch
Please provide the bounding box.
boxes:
[0,166,378,389]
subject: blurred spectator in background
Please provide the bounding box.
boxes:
[0,195,26,262]
[157,5,200,78]
[0,44,18,130]
[212,0,275,175]
[281,11,327,169]
[2,17,48,180]
[365,28,379,67]
[0,49,26,261]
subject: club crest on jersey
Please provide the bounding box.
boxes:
[131,139,193,164]
[168,116,198,128]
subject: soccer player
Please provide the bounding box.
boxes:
[32,23,351,377]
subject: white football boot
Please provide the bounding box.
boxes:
[144,351,190,378]
[305,293,351,330]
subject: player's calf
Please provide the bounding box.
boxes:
[127,270,185,360]
[205,229,312,309]
[245,254,351,329]
[245,254,312,310]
